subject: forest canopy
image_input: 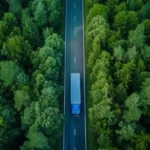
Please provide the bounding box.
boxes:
[0,0,64,150]
[86,0,150,150]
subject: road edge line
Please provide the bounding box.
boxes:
[63,0,67,149]
[82,0,87,149]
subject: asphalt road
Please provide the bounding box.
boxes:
[63,0,87,150]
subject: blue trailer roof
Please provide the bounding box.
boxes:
[71,73,81,104]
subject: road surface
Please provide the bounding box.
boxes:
[63,0,87,150]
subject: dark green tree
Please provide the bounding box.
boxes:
[2,35,31,65]
[21,8,40,47]
[128,23,145,49]
[34,2,47,27]
[127,0,142,11]
[86,4,109,24]
[47,0,63,27]
[6,0,21,18]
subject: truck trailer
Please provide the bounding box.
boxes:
[71,73,81,116]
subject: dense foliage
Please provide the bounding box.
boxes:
[0,0,64,150]
[86,0,150,149]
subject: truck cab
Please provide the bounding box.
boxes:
[72,104,80,115]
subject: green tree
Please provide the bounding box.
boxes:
[113,11,128,35]
[0,12,17,39]
[0,104,20,149]
[2,35,31,64]
[123,93,141,123]
[114,11,138,35]
[0,61,28,88]
[15,71,29,87]
[128,24,145,49]
[87,46,101,69]
[32,34,64,81]
[137,59,145,71]
[47,0,63,27]
[115,2,127,13]
[115,83,127,102]
[86,0,99,9]
[86,4,109,25]
[90,72,109,104]
[90,51,110,82]
[21,125,50,150]
[140,78,150,106]
[116,121,136,141]
[21,101,36,126]
[143,19,150,45]
[86,15,107,55]
[34,2,47,27]
[113,45,124,61]
[43,27,53,39]
[97,133,116,149]
[134,131,150,150]
[14,86,30,111]
[6,0,21,18]
[105,0,120,22]
[127,46,137,61]
[2,12,17,29]
[0,21,7,47]
[138,2,150,21]
[10,26,21,37]
[39,85,62,109]
[137,71,150,86]
[107,30,121,49]
[22,101,64,149]
[141,46,150,63]
[127,11,139,31]
[127,0,142,11]
[89,98,115,134]
[115,61,136,88]
[21,8,40,47]
[45,33,64,59]
[0,61,20,87]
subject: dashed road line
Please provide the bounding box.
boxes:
[74,57,76,63]
[74,128,76,135]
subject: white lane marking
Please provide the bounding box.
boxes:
[74,16,76,22]
[82,0,87,149]
[74,147,76,150]
[74,129,76,135]
[74,3,76,8]
[74,30,75,36]
[63,0,67,149]
[74,57,76,63]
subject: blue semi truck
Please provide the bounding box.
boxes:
[71,73,81,115]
